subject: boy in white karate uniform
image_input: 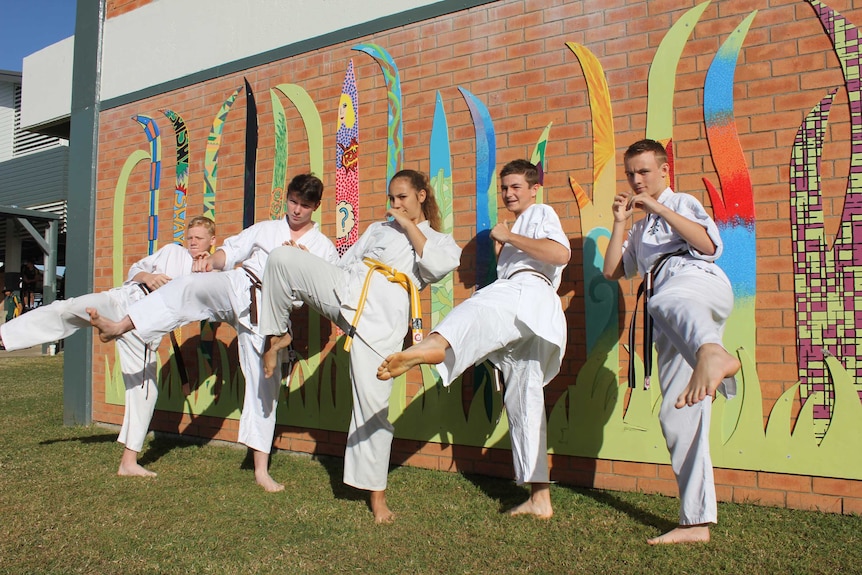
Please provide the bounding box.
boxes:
[89,174,338,492]
[377,159,570,518]
[1,216,216,477]
[602,139,740,544]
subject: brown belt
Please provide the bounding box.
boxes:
[244,267,263,325]
[505,268,552,286]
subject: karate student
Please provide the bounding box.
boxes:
[260,169,461,523]
[377,159,570,518]
[602,139,740,544]
[89,174,339,492]
[0,216,217,477]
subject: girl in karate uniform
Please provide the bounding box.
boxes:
[259,169,461,523]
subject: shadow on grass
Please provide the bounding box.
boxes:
[38,428,213,472]
[309,448,547,515]
[40,433,117,446]
[138,433,212,467]
[459,472,537,513]
[565,485,676,532]
[312,453,367,501]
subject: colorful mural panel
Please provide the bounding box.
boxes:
[789,0,862,439]
[243,78,258,229]
[336,60,360,256]
[353,43,403,188]
[131,114,161,255]
[163,109,189,244]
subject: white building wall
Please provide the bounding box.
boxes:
[22,0,443,129]
[100,0,443,101]
[20,37,73,131]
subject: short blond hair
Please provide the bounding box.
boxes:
[186,215,215,236]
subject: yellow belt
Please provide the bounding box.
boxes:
[344,258,423,353]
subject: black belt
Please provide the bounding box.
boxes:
[627,249,687,389]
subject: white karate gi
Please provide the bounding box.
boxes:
[621,187,734,525]
[126,220,338,455]
[0,243,194,452]
[260,220,462,491]
[431,204,569,484]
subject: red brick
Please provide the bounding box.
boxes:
[814,478,862,499]
[638,477,679,497]
[785,492,843,514]
[593,473,639,492]
[715,484,733,503]
[732,487,787,507]
[842,498,862,516]
[758,472,812,493]
[714,468,758,488]
[613,461,659,478]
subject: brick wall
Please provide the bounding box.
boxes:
[92,0,862,514]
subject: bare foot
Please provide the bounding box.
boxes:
[255,469,285,492]
[263,333,293,378]
[118,461,157,477]
[505,483,553,519]
[377,346,446,380]
[370,490,395,524]
[253,449,284,492]
[117,448,157,477]
[87,308,128,343]
[647,525,710,545]
[675,344,741,408]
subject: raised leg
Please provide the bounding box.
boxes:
[87,308,134,342]
[262,333,292,378]
[675,343,740,408]
[376,333,449,380]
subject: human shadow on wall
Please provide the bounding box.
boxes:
[140,330,247,468]
[553,232,670,530]
[377,232,662,527]
[139,308,344,478]
[368,233,615,514]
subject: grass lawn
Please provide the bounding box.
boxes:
[2,356,861,574]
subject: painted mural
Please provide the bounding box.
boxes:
[103,0,862,481]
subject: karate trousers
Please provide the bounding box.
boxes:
[0,288,158,452]
[260,247,410,491]
[433,289,552,485]
[648,267,734,525]
[128,269,282,454]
